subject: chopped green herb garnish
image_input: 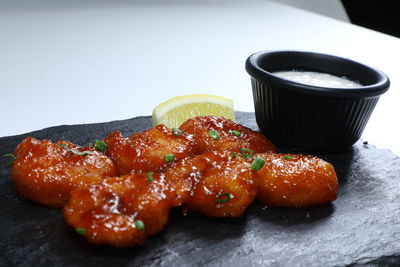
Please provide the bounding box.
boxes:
[172,128,183,136]
[240,148,254,159]
[60,145,92,156]
[284,155,293,160]
[208,130,220,140]
[250,157,265,171]
[230,130,241,136]
[231,152,237,159]
[93,140,107,152]
[3,153,15,166]
[165,154,174,162]
[147,171,154,182]
[216,193,232,203]
[135,220,145,231]
[75,228,86,235]
[70,148,92,156]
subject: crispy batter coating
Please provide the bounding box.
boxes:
[164,151,257,217]
[179,116,275,154]
[104,125,197,175]
[64,173,177,247]
[11,137,116,208]
[255,153,338,207]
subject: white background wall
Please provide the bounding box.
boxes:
[270,0,350,22]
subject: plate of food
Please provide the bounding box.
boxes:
[1,95,399,266]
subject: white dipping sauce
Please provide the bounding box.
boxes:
[273,70,361,88]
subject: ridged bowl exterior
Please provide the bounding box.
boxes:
[252,78,380,152]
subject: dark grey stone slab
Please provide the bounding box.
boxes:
[0,112,399,266]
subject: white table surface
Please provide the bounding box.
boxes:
[1,0,399,155]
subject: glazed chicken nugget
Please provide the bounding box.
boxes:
[255,153,338,208]
[164,151,258,217]
[64,172,177,247]
[104,125,196,175]
[11,137,116,208]
[179,116,275,154]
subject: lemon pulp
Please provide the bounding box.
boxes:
[152,94,235,128]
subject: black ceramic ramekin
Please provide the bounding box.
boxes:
[245,50,390,152]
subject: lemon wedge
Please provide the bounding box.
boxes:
[152,94,235,128]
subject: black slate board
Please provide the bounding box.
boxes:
[1,112,400,267]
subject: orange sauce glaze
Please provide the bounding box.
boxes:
[164,151,258,217]
[63,172,178,247]
[104,125,197,175]
[9,116,341,247]
[179,116,276,154]
[11,137,117,208]
[255,153,338,207]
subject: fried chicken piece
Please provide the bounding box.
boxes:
[64,172,177,247]
[179,116,275,154]
[255,153,338,207]
[164,151,258,217]
[104,125,197,175]
[11,137,117,208]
